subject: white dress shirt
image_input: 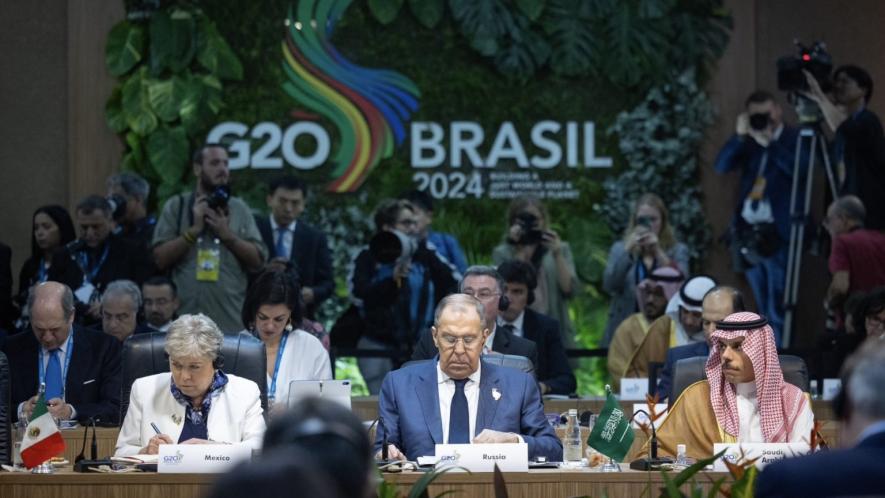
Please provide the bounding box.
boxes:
[269,216,297,259]
[497,311,526,338]
[735,381,816,443]
[437,362,481,443]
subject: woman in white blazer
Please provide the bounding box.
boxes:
[115,314,266,456]
[239,270,331,416]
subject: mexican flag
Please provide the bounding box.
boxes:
[20,392,65,469]
[587,387,635,462]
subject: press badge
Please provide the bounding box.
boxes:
[196,247,221,281]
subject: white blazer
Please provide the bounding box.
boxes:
[115,372,266,457]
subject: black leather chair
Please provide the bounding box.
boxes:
[670,354,810,403]
[400,354,536,378]
[0,351,10,465]
[120,332,268,422]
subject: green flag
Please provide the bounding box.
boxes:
[587,388,634,462]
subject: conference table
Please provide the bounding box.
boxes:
[0,465,733,498]
[1,397,837,498]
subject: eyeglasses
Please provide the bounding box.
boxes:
[438,334,481,349]
[463,289,500,302]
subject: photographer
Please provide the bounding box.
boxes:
[152,144,267,333]
[804,65,885,229]
[493,195,580,350]
[713,90,798,346]
[602,193,689,347]
[350,199,459,393]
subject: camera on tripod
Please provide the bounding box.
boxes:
[777,40,833,124]
[777,40,832,93]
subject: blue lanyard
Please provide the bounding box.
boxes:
[76,243,110,283]
[36,258,48,282]
[268,331,290,402]
[38,329,75,396]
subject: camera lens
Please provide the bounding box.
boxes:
[749,113,769,131]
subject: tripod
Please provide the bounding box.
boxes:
[782,125,838,348]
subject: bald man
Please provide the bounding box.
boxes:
[3,282,122,424]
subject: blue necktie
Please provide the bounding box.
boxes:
[44,349,63,400]
[448,378,470,444]
[275,227,289,259]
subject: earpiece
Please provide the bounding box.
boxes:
[212,350,225,370]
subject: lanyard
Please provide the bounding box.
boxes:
[268,331,290,402]
[77,243,110,283]
[38,329,75,396]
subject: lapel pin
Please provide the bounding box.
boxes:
[172,413,182,425]
[492,388,501,401]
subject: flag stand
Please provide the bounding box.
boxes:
[31,461,55,474]
[600,457,621,472]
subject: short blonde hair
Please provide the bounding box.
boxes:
[164,313,223,362]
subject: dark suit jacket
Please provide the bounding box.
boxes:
[375,360,562,461]
[255,215,334,313]
[411,326,539,370]
[48,235,151,300]
[755,429,885,498]
[519,309,576,395]
[657,340,709,405]
[3,325,122,424]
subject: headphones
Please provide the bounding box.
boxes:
[212,350,225,370]
[497,294,510,312]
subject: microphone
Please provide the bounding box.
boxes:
[74,416,112,472]
[74,419,90,463]
[379,417,389,461]
[628,409,672,471]
[90,416,99,460]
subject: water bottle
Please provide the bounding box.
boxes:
[563,409,582,462]
[676,444,688,466]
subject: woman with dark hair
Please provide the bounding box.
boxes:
[492,195,580,348]
[601,193,689,347]
[17,205,76,314]
[241,269,331,413]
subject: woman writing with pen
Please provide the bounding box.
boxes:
[114,314,266,456]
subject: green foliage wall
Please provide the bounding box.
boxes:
[107,0,731,394]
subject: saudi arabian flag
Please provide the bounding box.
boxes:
[587,387,634,462]
[20,392,65,469]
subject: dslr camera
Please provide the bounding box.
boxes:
[515,212,544,245]
[206,185,231,211]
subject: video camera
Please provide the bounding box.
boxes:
[777,40,833,124]
[776,40,832,93]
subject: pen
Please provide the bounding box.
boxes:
[151,422,162,435]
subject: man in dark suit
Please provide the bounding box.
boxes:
[411,266,538,369]
[755,338,885,498]
[376,294,562,461]
[657,285,744,404]
[4,281,122,424]
[48,195,151,326]
[255,176,333,317]
[497,260,575,395]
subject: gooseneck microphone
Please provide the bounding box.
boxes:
[74,419,91,463]
[628,409,672,471]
